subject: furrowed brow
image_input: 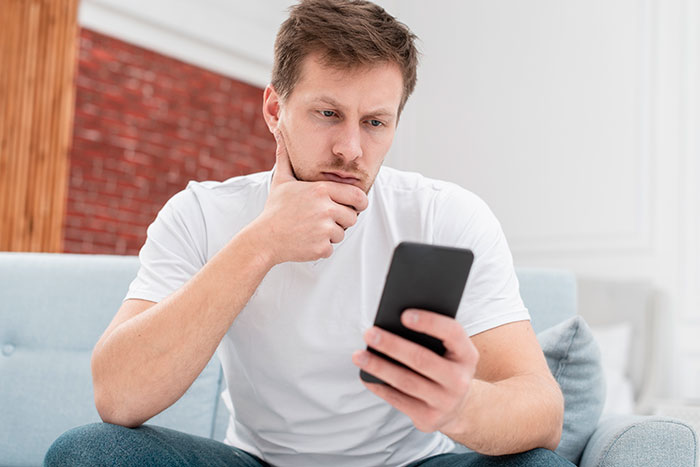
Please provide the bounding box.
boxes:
[309,96,342,109]
[311,95,396,120]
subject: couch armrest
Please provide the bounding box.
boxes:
[579,414,697,467]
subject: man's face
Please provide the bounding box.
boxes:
[264,53,404,193]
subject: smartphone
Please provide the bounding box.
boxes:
[359,242,474,384]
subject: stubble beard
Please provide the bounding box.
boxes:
[290,153,376,194]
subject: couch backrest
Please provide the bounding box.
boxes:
[517,267,578,334]
[0,252,577,466]
[0,252,224,467]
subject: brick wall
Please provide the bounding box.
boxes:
[63,28,275,255]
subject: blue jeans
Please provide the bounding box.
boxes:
[45,423,574,466]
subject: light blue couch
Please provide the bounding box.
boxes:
[0,252,697,466]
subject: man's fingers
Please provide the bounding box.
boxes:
[272,128,296,186]
[331,204,360,230]
[401,310,478,363]
[354,350,442,403]
[325,182,369,213]
[360,380,431,430]
[329,222,345,244]
[362,326,456,387]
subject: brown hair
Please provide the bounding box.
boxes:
[271,0,419,116]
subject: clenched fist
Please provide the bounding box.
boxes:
[251,129,369,265]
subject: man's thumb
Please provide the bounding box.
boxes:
[272,129,296,186]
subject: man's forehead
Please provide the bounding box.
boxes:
[292,53,403,117]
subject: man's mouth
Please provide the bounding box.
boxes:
[321,171,362,186]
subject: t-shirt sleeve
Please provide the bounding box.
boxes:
[124,185,207,303]
[433,185,530,336]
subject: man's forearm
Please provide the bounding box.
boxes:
[92,222,274,427]
[442,373,564,455]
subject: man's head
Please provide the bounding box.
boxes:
[271,0,418,117]
[263,0,419,193]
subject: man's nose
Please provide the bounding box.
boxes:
[332,122,363,161]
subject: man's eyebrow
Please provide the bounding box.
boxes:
[312,95,343,108]
[311,96,396,119]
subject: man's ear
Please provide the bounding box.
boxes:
[262,84,282,133]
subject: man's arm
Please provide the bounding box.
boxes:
[92,227,276,428]
[352,311,563,455]
[92,130,368,428]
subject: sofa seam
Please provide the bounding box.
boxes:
[692,419,699,467]
[553,318,578,380]
[599,419,698,467]
[208,365,225,440]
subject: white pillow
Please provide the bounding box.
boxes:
[590,322,635,414]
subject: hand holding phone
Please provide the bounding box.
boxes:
[359,242,474,384]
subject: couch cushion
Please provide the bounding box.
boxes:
[538,315,605,465]
[579,414,698,467]
[0,252,222,466]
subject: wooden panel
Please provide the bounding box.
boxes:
[0,0,79,252]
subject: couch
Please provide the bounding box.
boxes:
[0,252,696,466]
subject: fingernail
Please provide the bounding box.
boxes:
[366,328,381,346]
[403,310,418,325]
[354,350,369,366]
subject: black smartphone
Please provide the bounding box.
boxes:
[360,242,474,384]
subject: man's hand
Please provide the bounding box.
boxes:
[352,309,479,434]
[254,129,369,264]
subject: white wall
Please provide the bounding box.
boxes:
[391,0,700,399]
[79,0,398,87]
[79,0,294,87]
[80,0,700,399]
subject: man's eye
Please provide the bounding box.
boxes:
[369,120,383,127]
[321,110,336,117]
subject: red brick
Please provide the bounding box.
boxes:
[64,28,275,255]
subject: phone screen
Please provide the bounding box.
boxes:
[360,242,473,384]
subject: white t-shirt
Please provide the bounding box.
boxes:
[125,166,529,467]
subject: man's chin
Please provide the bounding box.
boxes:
[293,169,376,194]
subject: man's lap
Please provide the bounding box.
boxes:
[44,423,269,467]
[45,423,572,467]
[408,448,574,466]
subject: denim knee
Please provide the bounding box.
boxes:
[43,422,263,467]
[44,422,154,467]
[512,448,574,466]
[44,423,194,467]
[419,447,574,467]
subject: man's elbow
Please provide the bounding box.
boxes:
[92,347,146,428]
[543,383,565,451]
[543,421,563,452]
[93,386,145,428]
[92,359,149,428]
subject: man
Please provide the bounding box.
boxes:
[46,1,571,466]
